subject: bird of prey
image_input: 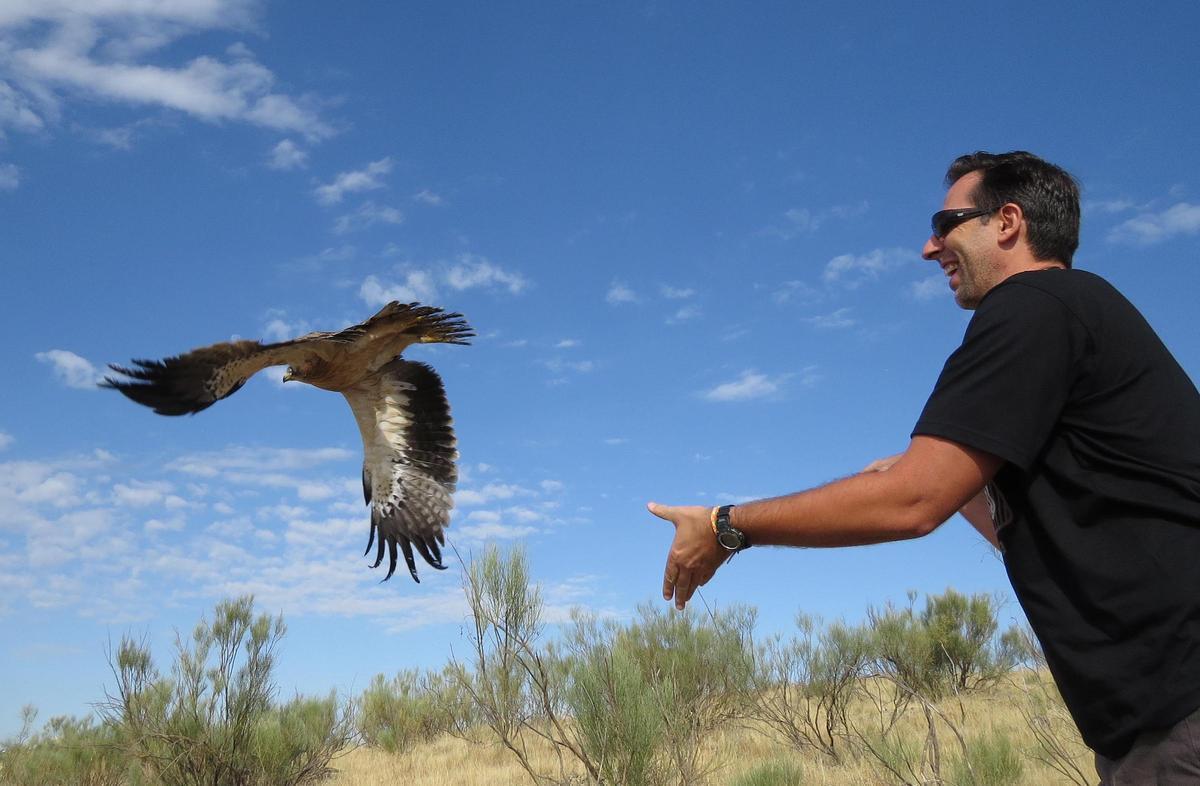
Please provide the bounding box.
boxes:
[102,301,472,583]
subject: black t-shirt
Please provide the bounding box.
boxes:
[913,268,1200,758]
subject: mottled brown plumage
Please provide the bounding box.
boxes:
[102,302,472,582]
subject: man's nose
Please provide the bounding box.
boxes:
[922,234,943,261]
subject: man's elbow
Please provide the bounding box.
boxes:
[893,498,956,540]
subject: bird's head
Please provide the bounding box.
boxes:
[282,366,298,383]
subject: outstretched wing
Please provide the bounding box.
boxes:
[101,339,318,416]
[344,358,458,582]
[333,301,474,347]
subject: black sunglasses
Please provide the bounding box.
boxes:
[931,208,992,239]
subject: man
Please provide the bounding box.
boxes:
[649,151,1200,783]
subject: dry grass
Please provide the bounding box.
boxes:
[328,674,1095,785]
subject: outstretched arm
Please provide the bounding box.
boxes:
[649,435,1002,609]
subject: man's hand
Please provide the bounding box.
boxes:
[861,453,904,473]
[647,502,728,611]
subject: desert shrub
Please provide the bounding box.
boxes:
[729,757,806,786]
[99,595,354,786]
[949,729,1023,786]
[561,620,665,786]
[746,614,869,762]
[1009,627,1093,786]
[850,589,1025,786]
[0,706,131,786]
[449,545,596,785]
[359,667,468,753]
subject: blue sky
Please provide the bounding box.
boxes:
[3,1,1200,738]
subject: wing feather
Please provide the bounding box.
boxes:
[344,358,458,582]
[101,339,317,416]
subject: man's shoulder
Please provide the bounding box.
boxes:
[998,267,1116,300]
[978,268,1127,320]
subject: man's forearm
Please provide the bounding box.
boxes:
[728,436,999,548]
[728,470,945,548]
[959,491,999,549]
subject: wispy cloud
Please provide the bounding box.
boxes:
[1107,203,1200,245]
[0,5,333,141]
[447,255,528,294]
[333,201,404,234]
[361,255,527,306]
[803,307,856,329]
[823,247,915,288]
[0,163,18,191]
[35,349,102,389]
[413,189,445,206]
[0,432,12,451]
[606,282,638,305]
[666,305,702,325]
[703,370,782,402]
[760,201,870,239]
[314,157,393,205]
[660,285,695,299]
[360,271,438,306]
[910,274,948,301]
[268,138,308,170]
[772,280,822,305]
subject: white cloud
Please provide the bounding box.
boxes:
[661,285,695,299]
[446,255,527,294]
[333,201,404,234]
[261,313,312,343]
[910,274,948,302]
[314,157,393,205]
[0,163,19,191]
[543,358,594,375]
[0,6,333,141]
[455,482,533,507]
[555,339,579,349]
[703,370,782,402]
[413,189,444,206]
[803,307,856,330]
[35,349,102,389]
[1108,203,1200,245]
[772,280,822,305]
[361,257,528,307]
[823,247,914,288]
[360,271,437,307]
[1084,198,1137,215]
[169,446,354,477]
[113,479,175,507]
[0,432,12,451]
[267,138,307,170]
[606,282,638,305]
[761,202,869,240]
[666,305,701,325]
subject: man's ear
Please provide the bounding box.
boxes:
[996,202,1024,243]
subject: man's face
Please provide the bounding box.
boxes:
[922,171,1000,310]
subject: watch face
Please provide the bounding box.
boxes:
[717,529,743,550]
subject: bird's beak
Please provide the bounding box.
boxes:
[282,369,294,383]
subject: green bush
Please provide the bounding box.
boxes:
[729,758,807,786]
[0,706,131,786]
[99,595,355,786]
[950,729,1024,786]
[359,667,468,753]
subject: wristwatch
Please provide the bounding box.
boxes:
[712,504,749,552]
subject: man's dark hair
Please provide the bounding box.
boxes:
[946,151,1081,267]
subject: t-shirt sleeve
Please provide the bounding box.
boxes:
[912,281,1086,471]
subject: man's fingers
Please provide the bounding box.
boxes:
[663,562,678,601]
[673,571,694,610]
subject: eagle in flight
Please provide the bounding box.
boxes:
[102,302,472,583]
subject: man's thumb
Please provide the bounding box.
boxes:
[647,501,675,522]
